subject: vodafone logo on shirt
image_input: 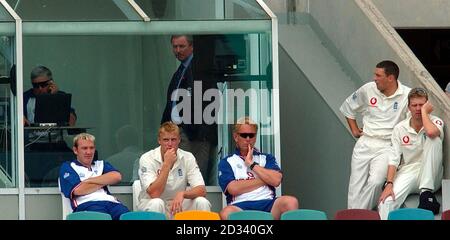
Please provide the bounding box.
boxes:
[370,97,377,106]
[402,136,410,144]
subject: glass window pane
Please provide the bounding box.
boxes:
[0,82,15,188]
[6,0,141,21]
[134,0,269,20]
[22,31,272,187]
[0,4,15,188]
[225,0,270,20]
[214,33,274,161]
[22,35,152,187]
[0,5,14,21]
[135,0,220,20]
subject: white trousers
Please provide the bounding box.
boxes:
[348,136,391,209]
[138,196,211,218]
[378,137,443,220]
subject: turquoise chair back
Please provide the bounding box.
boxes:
[120,211,167,220]
[388,208,434,220]
[281,209,327,220]
[66,211,112,220]
[228,210,273,220]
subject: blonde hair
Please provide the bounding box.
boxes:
[408,87,428,106]
[159,122,180,137]
[73,133,95,147]
[233,117,258,133]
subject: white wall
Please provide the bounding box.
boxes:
[279,46,354,216]
[373,0,450,28]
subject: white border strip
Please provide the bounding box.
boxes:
[23,186,223,195]
[22,21,271,35]
[128,0,150,22]
[0,188,19,194]
[24,188,61,195]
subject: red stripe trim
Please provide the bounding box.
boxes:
[70,182,82,207]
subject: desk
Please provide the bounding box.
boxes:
[25,126,91,131]
[24,126,91,144]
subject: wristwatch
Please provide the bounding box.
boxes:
[249,162,259,170]
[384,181,393,187]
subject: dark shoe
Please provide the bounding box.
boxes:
[418,191,440,214]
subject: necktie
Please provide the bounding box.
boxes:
[170,64,186,123]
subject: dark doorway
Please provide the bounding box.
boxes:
[396,29,450,90]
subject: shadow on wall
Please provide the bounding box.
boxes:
[106,124,143,184]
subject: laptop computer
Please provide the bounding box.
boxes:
[34,93,72,126]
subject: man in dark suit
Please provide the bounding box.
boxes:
[161,35,218,185]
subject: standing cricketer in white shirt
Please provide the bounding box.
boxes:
[378,88,443,219]
[340,60,411,209]
[137,122,211,218]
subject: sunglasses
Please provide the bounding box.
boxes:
[238,133,256,139]
[32,79,51,89]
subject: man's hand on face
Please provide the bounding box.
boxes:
[422,101,434,115]
[163,148,177,168]
[245,144,254,167]
[47,81,59,94]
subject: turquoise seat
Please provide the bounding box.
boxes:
[228,210,273,220]
[281,209,327,220]
[388,208,434,220]
[120,211,166,220]
[66,211,112,220]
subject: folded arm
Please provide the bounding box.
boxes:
[252,166,282,187]
[226,178,266,196]
[72,171,121,196]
